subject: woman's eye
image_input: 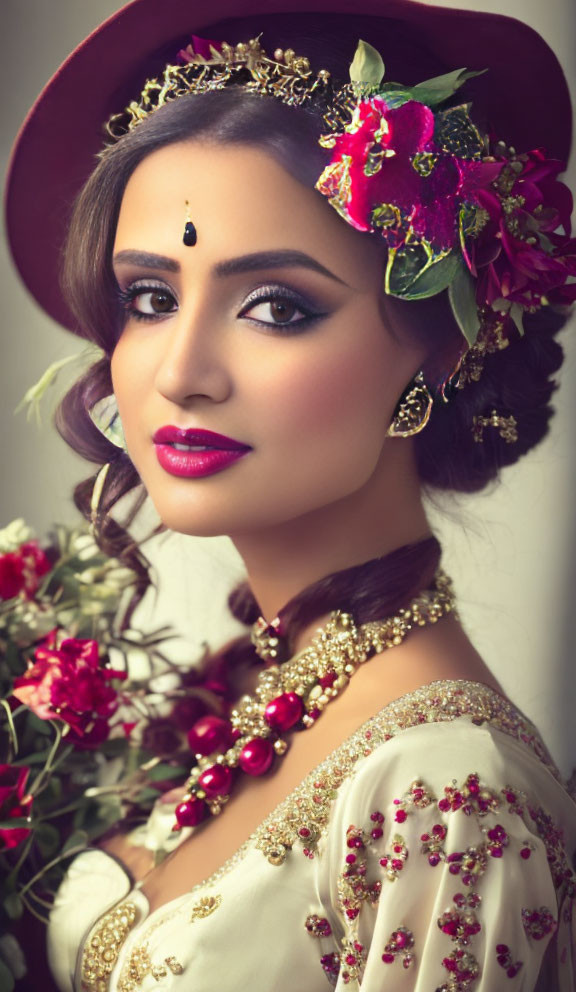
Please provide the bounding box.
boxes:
[239,291,321,330]
[119,285,177,321]
[243,299,303,325]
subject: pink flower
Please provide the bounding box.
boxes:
[467,150,576,309]
[316,96,499,255]
[0,765,33,850]
[12,629,125,745]
[0,541,52,600]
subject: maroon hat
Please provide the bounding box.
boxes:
[5,0,573,334]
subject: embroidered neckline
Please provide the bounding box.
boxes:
[76,678,562,989]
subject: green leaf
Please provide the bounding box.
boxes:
[448,262,482,346]
[398,252,461,300]
[134,787,163,805]
[3,892,23,920]
[349,40,385,87]
[0,959,15,992]
[35,822,60,857]
[411,68,487,108]
[98,737,130,758]
[62,829,88,854]
[26,713,53,736]
[145,763,188,782]
[509,303,525,336]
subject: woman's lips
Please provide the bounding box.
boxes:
[152,425,252,478]
[152,425,250,449]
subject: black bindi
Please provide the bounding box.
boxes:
[183,200,197,246]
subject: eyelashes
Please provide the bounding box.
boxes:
[116,280,327,333]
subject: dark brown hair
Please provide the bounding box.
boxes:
[54,79,567,651]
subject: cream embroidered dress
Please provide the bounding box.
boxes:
[47,681,576,992]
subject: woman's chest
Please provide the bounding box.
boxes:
[84,848,328,992]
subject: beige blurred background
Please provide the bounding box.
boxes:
[1,0,575,773]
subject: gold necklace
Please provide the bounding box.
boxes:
[174,569,456,829]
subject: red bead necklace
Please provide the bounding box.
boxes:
[174,569,455,830]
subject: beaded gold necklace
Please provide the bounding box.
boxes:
[174,569,455,829]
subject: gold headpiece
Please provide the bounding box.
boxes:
[106,36,332,139]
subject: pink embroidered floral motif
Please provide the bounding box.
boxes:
[522,906,558,941]
[369,809,384,839]
[441,947,481,990]
[381,926,415,969]
[305,914,332,938]
[486,823,509,858]
[495,943,524,979]
[421,823,448,866]
[438,908,482,945]
[438,774,499,816]
[501,786,527,816]
[320,952,341,986]
[339,939,366,984]
[393,779,435,823]
[446,845,489,887]
[453,892,482,911]
[379,835,408,881]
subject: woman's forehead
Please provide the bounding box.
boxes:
[114,141,385,289]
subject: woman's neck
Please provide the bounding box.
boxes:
[230,439,432,628]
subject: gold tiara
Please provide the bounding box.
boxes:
[105,36,334,139]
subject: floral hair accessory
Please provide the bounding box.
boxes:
[315,40,576,369]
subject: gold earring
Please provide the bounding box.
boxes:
[386,371,433,438]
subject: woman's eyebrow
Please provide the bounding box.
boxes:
[112,248,349,286]
[214,250,350,286]
[113,250,179,271]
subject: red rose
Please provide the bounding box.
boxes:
[0,764,33,850]
[12,629,126,745]
[0,540,52,600]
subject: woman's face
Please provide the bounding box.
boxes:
[111,140,427,538]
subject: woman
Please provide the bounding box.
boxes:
[5,0,576,989]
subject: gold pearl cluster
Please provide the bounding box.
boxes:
[81,901,138,991]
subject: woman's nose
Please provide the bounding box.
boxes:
[153,308,233,405]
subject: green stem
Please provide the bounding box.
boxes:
[20,891,50,925]
[6,832,34,884]
[26,887,54,911]
[29,722,63,796]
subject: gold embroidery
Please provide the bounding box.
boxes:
[190,895,222,921]
[253,681,558,866]
[80,901,139,991]
[116,894,222,991]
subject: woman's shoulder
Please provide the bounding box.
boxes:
[253,679,576,867]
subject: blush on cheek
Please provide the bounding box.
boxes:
[282,341,396,444]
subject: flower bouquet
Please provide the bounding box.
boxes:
[0,517,227,990]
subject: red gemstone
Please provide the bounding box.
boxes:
[264,692,303,731]
[238,737,274,776]
[175,796,207,827]
[197,763,233,798]
[187,715,231,756]
[319,670,337,689]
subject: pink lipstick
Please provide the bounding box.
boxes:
[153,426,252,478]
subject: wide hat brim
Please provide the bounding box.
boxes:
[5,0,573,334]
